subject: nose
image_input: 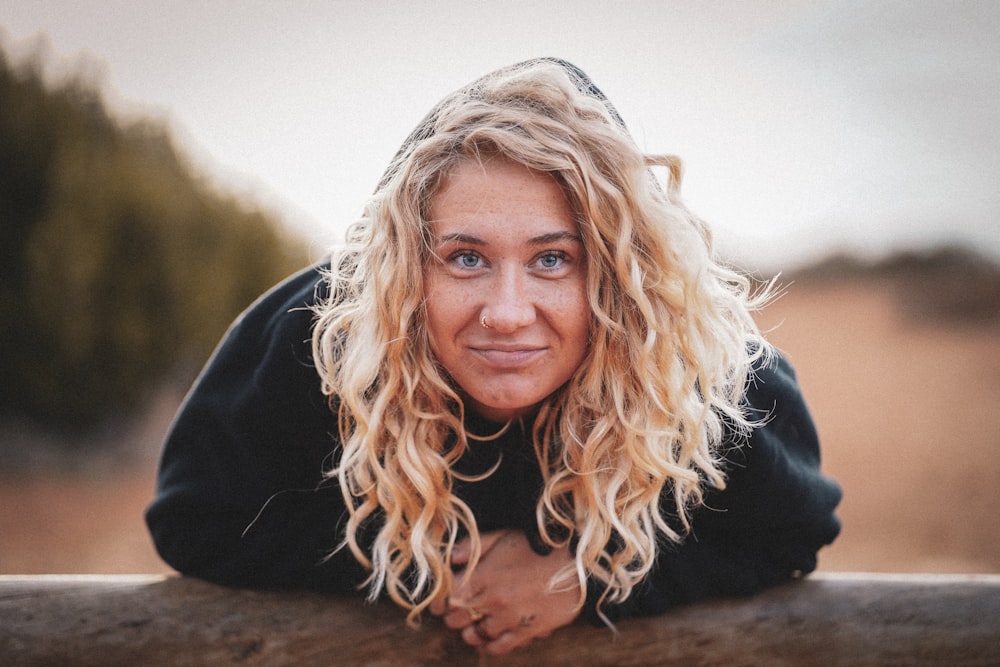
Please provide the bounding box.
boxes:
[483,268,536,332]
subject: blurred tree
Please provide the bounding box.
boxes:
[1,45,309,435]
[789,246,1000,326]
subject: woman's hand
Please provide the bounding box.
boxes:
[430,529,583,656]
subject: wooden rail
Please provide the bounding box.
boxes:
[2,572,998,665]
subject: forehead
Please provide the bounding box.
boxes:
[427,157,577,234]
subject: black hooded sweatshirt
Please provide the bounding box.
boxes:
[145,59,841,625]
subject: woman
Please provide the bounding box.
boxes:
[146,59,841,656]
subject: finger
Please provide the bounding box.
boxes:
[451,539,471,566]
[448,573,483,605]
[460,621,492,647]
[459,616,537,656]
[428,596,448,616]
[442,609,469,630]
[442,605,482,630]
[441,596,488,630]
[482,629,534,657]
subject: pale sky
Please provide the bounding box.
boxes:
[3,0,998,270]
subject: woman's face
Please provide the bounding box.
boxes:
[423,156,590,422]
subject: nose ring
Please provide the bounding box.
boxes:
[480,314,491,329]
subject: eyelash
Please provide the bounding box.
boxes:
[455,251,481,268]
[536,251,568,270]
[445,250,570,272]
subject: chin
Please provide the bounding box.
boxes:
[467,391,549,422]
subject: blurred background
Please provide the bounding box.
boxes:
[1,1,998,575]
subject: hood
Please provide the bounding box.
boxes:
[377,58,629,191]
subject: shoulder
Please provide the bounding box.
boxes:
[742,351,818,461]
[716,350,841,514]
[746,350,802,406]
[187,261,333,407]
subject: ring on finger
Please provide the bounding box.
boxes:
[467,608,486,623]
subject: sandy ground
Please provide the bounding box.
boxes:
[1,279,998,575]
[757,279,1000,574]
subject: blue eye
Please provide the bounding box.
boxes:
[538,252,565,269]
[457,252,480,268]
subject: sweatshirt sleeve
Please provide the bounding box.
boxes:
[584,352,842,623]
[145,264,370,592]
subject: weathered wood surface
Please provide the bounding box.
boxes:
[1,573,998,666]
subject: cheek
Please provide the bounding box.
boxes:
[423,282,468,348]
[563,283,592,340]
[423,301,447,353]
[422,273,446,334]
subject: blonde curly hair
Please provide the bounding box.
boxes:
[312,59,771,624]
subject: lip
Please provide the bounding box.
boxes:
[470,346,546,367]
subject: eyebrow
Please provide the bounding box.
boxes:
[435,231,582,246]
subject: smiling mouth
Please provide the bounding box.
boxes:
[471,347,545,367]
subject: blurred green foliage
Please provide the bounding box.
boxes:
[1,45,309,434]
